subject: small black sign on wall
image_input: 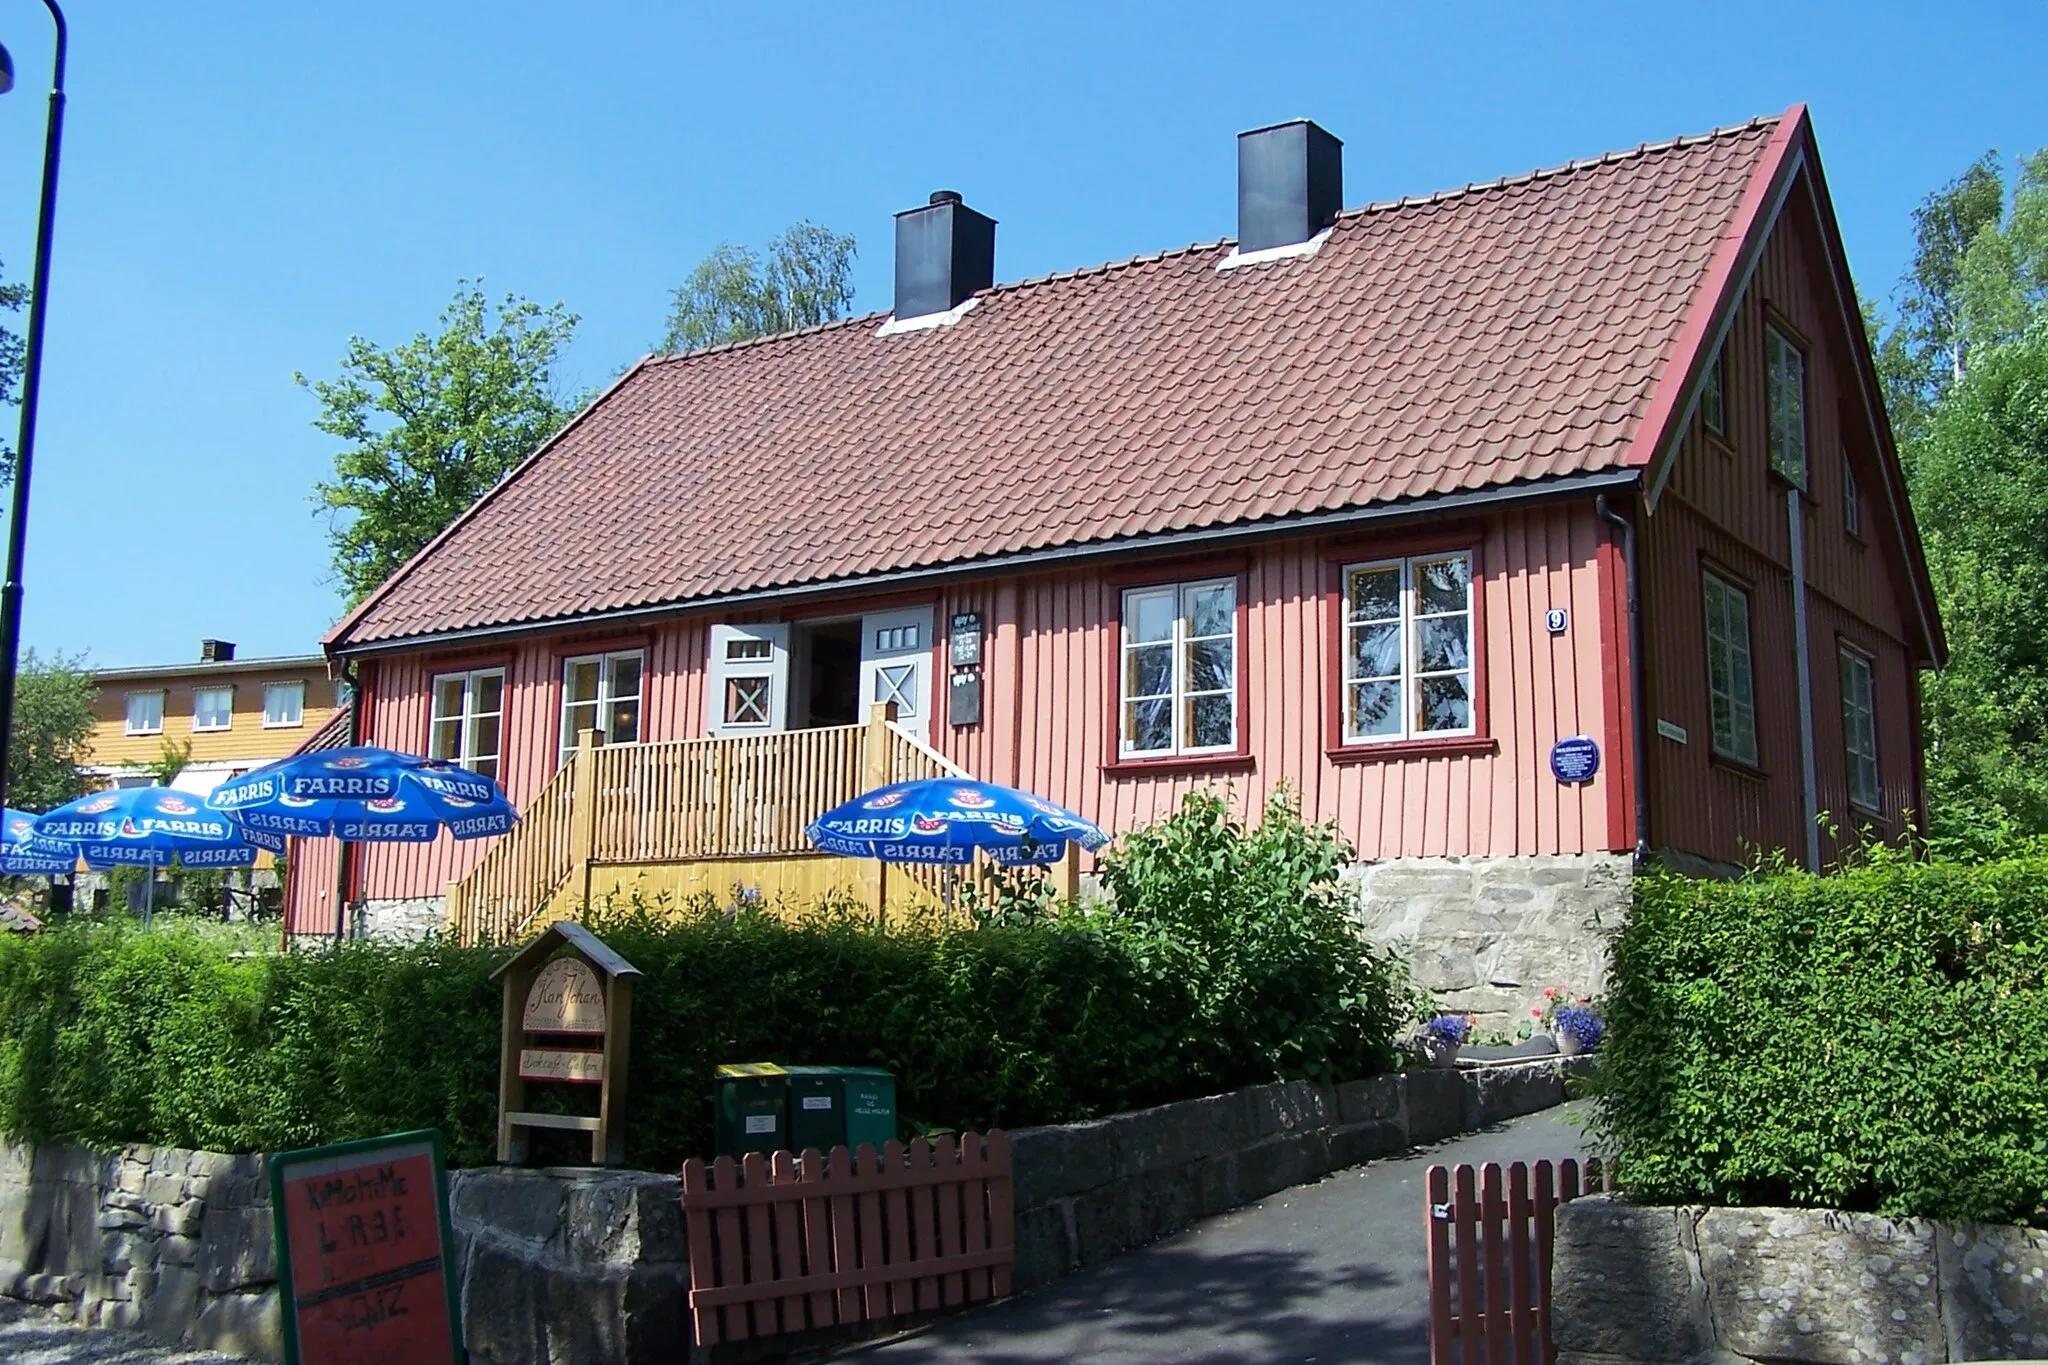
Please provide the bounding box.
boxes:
[949,671,982,727]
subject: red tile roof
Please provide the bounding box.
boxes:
[333,115,1783,649]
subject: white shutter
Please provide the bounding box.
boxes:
[858,608,934,740]
[707,624,790,737]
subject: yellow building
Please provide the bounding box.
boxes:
[86,641,343,796]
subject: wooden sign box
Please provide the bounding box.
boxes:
[492,921,641,1166]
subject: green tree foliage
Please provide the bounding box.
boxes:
[655,221,856,354]
[1867,150,2048,849]
[0,256,25,482]
[5,650,94,812]
[1911,320,2048,848]
[304,281,582,605]
[1595,857,2048,1224]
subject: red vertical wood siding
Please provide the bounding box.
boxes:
[289,501,1625,926]
[1644,181,1925,869]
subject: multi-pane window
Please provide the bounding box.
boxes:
[125,691,164,736]
[1843,455,1862,539]
[721,636,775,728]
[1839,646,1880,813]
[1119,579,1237,758]
[560,650,644,765]
[1765,323,1807,487]
[192,686,234,732]
[263,682,305,728]
[1702,572,1758,765]
[429,668,505,780]
[1701,344,1727,436]
[1341,552,1476,744]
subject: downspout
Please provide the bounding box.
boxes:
[1595,493,1650,867]
[1787,490,1822,872]
[334,660,362,945]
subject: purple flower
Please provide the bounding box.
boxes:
[1553,1006,1603,1051]
[1424,1014,1470,1045]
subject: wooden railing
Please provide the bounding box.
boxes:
[445,752,580,945]
[447,705,968,944]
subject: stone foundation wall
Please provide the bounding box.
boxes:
[356,896,445,942]
[1553,1197,2048,1365]
[1351,853,1629,1030]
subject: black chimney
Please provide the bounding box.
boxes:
[201,639,236,663]
[1236,120,1344,253]
[893,190,996,320]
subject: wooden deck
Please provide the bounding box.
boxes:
[446,705,972,944]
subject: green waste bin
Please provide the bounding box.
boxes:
[780,1066,898,1154]
[713,1063,789,1159]
[714,1064,897,1159]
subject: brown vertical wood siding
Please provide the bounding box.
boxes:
[1643,181,1926,869]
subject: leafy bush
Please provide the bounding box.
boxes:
[0,796,1411,1169]
[1595,852,2048,1224]
[1095,788,1414,1085]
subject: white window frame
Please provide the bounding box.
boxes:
[1765,323,1808,488]
[429,667,506,779]
[1839,645,1881,814]
[191,686,234,733]
[1703,572,1759,766]
[1117,578,1238,760]
[1339,551,1479,746]
[262,681,306,729]
[125,690,165,737]
[708,624,790,738]
[559,649,645,766]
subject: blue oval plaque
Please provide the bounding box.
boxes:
[1550,736,1600,784]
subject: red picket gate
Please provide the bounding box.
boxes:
[680,1132,1013,1348]
[1426,1157,1609,1365]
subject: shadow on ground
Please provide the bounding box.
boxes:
[845,1242,1419,1365]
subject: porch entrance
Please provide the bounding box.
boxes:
[777,608,939,741]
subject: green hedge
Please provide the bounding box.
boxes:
[0,793,1413,1170]
[1597,854,2048,1224]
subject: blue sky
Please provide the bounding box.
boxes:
[0,1,2039,668]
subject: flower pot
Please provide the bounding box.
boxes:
[1423,1037,1462,1069]
[1556,1031,1582,1058]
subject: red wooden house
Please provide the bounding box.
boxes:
[288,107,1941,1022]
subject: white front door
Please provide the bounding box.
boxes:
[708,623,791,737]
[859,608,934,740]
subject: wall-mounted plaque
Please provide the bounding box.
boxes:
[949,612,983,667]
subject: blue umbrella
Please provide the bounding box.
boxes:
[35,788,284,925]
[206,746,518,842]
[806,779,1108,867]
[2,807,79,877]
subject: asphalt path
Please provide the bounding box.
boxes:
[0,1300,239,1365]
[838,1101,1592,1365]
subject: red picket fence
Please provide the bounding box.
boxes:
[1426,1157,1610,1365]
[679,1132,1013,1347]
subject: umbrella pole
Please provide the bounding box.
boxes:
[142,863,154,931]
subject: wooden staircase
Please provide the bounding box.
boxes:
[446,705,972,945]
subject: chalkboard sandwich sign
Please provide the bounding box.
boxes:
[268,1128,463,1365]
[491,920,641,1166]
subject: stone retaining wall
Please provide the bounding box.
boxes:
[1012,1059,1581,1289]
[0,1062,1580,1360]
[1553,1197,2048,1365]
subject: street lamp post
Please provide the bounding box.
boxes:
[0,0,69,804]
